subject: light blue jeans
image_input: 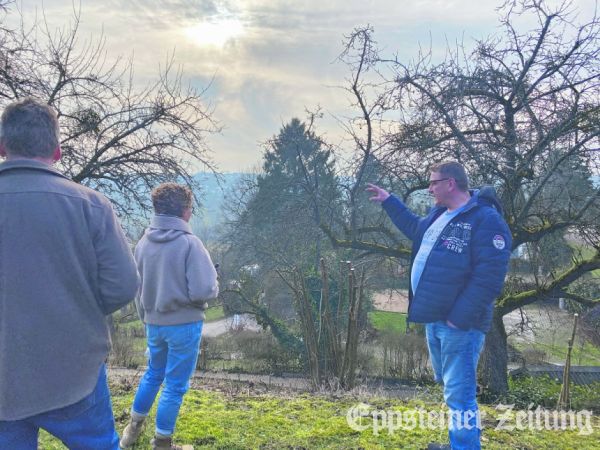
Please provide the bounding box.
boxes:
[132,321,203,436]
[426,321,485,450]
[0,364,119,450]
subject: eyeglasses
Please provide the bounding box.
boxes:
[429,178,451,187]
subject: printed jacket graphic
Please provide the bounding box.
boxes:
[382,186,512,332]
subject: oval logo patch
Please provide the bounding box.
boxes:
[493,235,506,250]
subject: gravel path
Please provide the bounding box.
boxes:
[202,314,260,337]
[107,367,422,399]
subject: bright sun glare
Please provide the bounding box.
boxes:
[185,18,244,47]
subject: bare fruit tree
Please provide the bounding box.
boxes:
[324,0,600,394]
[0,6,219,219]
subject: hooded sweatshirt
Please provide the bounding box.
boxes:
[135,215,219,325]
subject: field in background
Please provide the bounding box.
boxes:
[505,304,600,367]
[204,305,225,322]
[368,310,407,334]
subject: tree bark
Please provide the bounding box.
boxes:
[479,310,509,396]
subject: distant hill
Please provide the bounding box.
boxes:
[192,172,253,227]
[118,172,252,239]
[128,172,600,238]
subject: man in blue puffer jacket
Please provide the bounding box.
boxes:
[367,161,511,450]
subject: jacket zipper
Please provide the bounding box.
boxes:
[408,205,474,317]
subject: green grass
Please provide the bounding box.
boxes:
[505,375,600,412]
[542,340,600,366]
[38,381,600,449]
[507,306,600,366]
[204,305,226,322]
[368,310,407,334]
[512,339,600,366]
[569,243,600,277]
[115,318,143,331]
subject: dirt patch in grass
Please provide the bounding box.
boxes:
[372,289,409,313]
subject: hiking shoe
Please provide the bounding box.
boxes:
[119,414,146,448]
[151,433,194,450]
[427,444,451,450]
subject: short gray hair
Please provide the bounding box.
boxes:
[0,97,60,158]
[430,161,469,191]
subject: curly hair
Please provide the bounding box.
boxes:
[151,183,193,217]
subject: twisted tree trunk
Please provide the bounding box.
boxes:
[479,310,509,396]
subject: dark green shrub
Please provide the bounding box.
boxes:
[504,375,600,412]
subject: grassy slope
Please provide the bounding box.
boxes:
[39,383,600,449]
[368,311,407,334]
[204,305,226,322]
[511,337,600,366]
[570,243,600,277]
[507,305,600,366]
[41,300,597,448]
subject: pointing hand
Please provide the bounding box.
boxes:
[366,183,390,203]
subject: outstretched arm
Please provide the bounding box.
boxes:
[367,183,421,242]
[366,183,390,203]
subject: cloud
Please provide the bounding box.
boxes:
[8,0,597,171]
[99,0,220,28]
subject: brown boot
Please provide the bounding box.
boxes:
[151,433,194,450]
[119,413,146,448]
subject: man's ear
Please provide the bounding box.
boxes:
[449,178,457,191]
[52,146,62,162]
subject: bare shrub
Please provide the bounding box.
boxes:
[581,305,600,348]
[379,330,430,381]
[521,348,548,365]
[232,330,301,374]
[197,331,302,374]
[109,326,140,369]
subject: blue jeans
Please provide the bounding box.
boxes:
[426,321,485,450]
[0,364,119,450]
[132,321,203,436]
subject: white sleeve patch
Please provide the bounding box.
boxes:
[493,234,506,250]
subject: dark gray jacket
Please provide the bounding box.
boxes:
[0,159,139,420]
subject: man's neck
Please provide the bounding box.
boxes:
[446,191,471,212]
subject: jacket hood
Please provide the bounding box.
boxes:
[470,185,504,215]
[429,185,504,216]
[145,215,192,243]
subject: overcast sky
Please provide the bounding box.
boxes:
[8,0,598,172]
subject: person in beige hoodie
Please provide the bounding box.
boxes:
[121,183,219,450]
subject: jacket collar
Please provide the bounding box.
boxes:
[460,190,480,213]
[0,159,69,179]
[150,214,192,233]
[430,189,482,217]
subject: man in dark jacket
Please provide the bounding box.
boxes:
[367,161,511,450]
[0,98,139,449]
